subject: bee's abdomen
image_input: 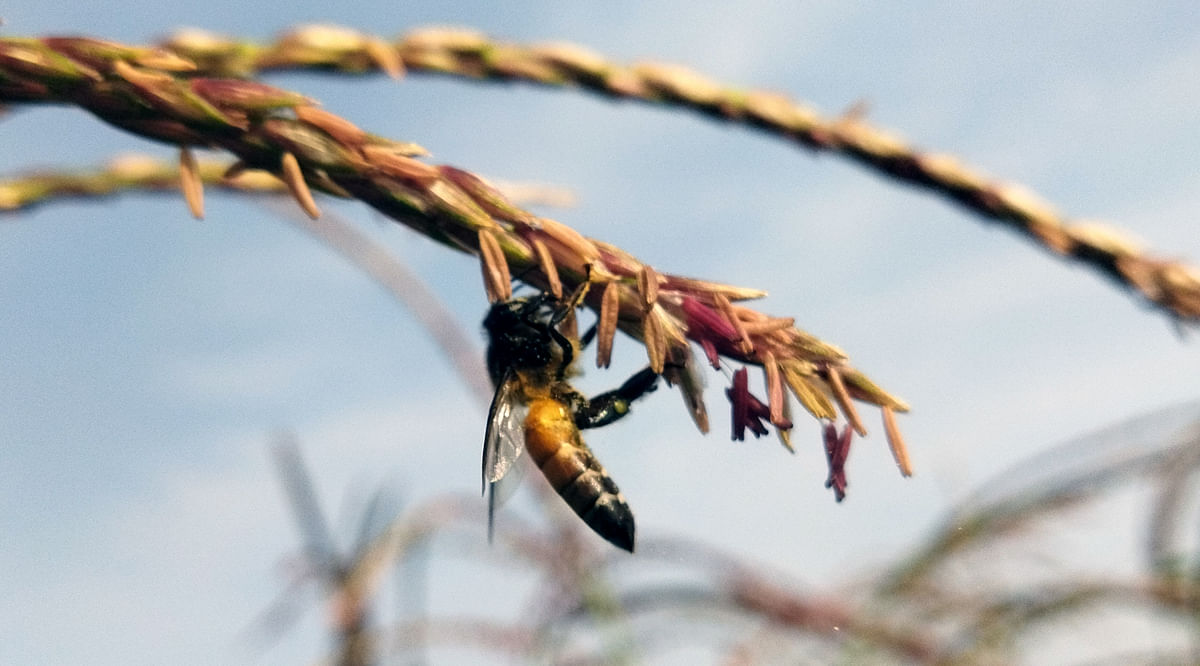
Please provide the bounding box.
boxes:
[525,399,636,552]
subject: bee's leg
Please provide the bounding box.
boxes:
[547,326,576,380]
[548,269,593,330]
[574,367,659,430]
[547,272,594,379]
[578,321,598,350]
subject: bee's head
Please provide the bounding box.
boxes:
[482,293,566,386]
[483,294,556,339]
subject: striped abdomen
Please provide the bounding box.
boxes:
[524,398,636,552]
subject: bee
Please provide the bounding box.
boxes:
[482,284,658,552]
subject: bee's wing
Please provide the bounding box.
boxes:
[483,370,528,487]
[483,370,528,543]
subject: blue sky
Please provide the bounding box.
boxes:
[2,2,1199,663]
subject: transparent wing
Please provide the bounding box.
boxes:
[482,370,529,543]
[482,370,528,488]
